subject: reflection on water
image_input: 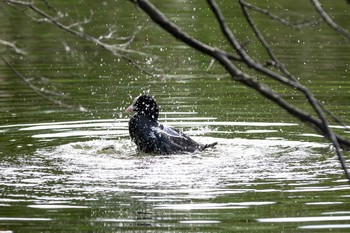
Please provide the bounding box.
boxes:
[1,119,349,232]
[1,0,350,231]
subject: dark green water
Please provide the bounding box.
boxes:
[1,1,350,232]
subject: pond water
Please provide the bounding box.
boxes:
[1,1,350,232]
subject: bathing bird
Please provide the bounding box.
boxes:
[125,95,217,154]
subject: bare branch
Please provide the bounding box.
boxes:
[66,10,93,30]
[239,0,296,81]
[3,0,157,76]
[40,0,59,13]
[209,1,350,171]
[0,54,87,111]
[130,0,350,182]
[311,0,350,41]
[242,0,321,30]
[207,0,305,91]
[240,0,350,137]
[0,39,27,55]
[239,0,350,141]
[205,58,215,71]
[213,0,350,181]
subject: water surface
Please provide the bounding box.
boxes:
[1,0,350,232]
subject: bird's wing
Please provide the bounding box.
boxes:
[152,124,201,154]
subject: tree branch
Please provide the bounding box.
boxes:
[242,0,322,30]
[0,53,86,111]
[311,0,350,41]
[3,0,158,76]
[240,0,350,135]
[0,39,27,55]
[130,0,350,182]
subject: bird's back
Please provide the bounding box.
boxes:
[129,115,211,154]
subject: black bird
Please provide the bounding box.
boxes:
[125,95,217,155]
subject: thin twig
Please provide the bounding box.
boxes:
[311,0,350,41]
[41,0,59,13]
[3,0,157,76]
[130,0,350,182]
[206,58,215,71]
[207,0,306,92]
[240,0,350,134]
[239,0,297,81]
[242,0,321,30]
[66,10,93,30]
[214,0,350,181]
[0,39,27,55]
[0,54,87,111]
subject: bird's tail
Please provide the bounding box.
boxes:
[200,142,218,151]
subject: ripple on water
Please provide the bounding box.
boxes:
[0,119,347,232]
[0,118,341,200]
[31,134,335,199]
